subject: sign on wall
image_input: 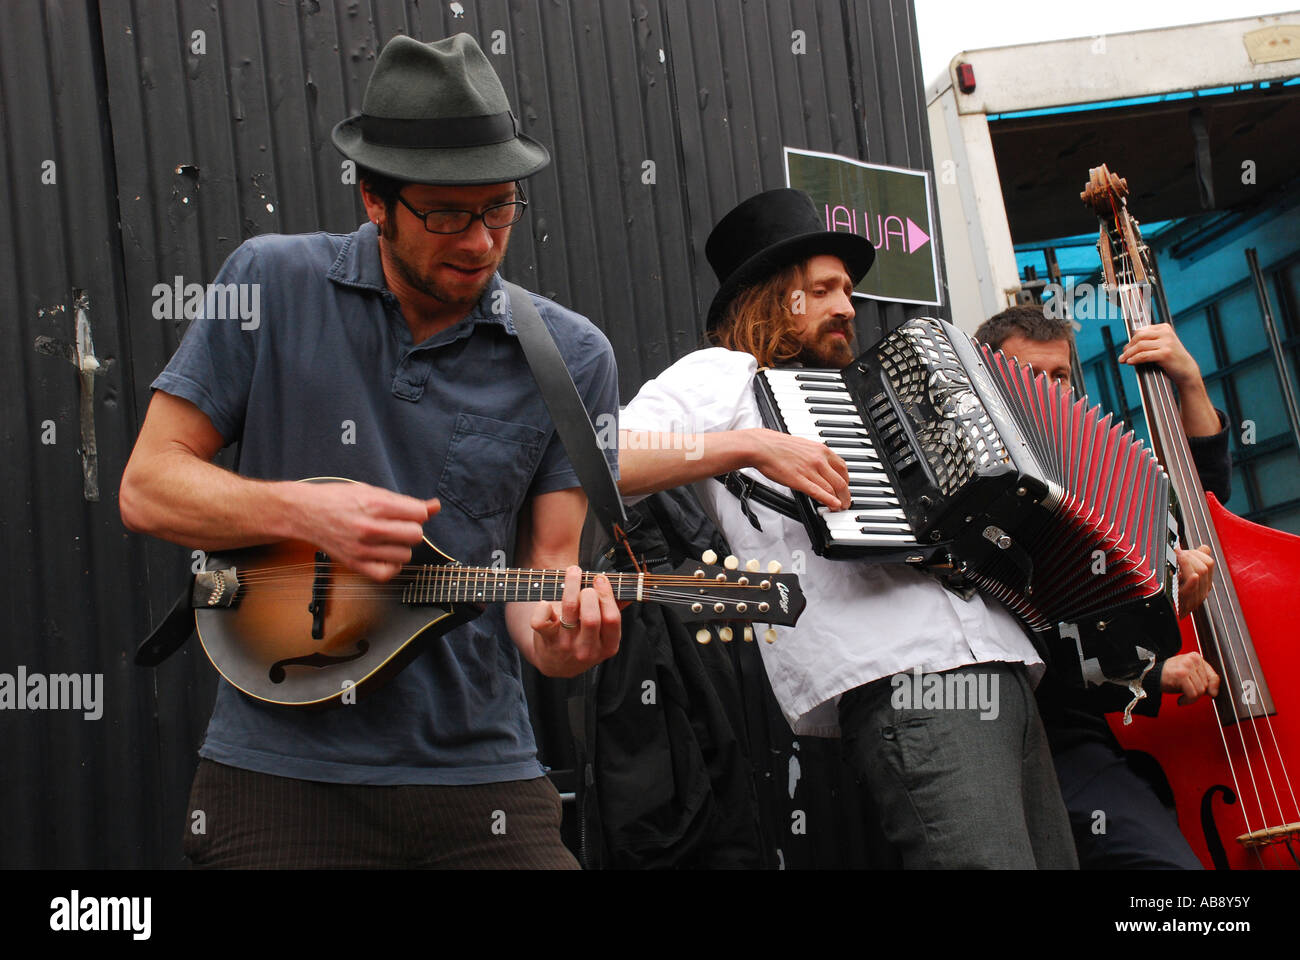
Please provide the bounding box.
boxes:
[785,147,941,306]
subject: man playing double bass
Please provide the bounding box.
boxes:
[974,304,1226,869]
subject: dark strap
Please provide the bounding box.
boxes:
[714,470,803,529]
[507,281,628,539]
[134,576,196,666]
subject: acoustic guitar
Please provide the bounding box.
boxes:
[191,479,806,707]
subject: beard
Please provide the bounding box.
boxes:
[380,219,504,308]
[796,319,856,368]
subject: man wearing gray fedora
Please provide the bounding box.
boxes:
[120,33,621,868]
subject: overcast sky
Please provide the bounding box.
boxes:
[914,0,1300,88]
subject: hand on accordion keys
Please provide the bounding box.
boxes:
[749,428,852,511]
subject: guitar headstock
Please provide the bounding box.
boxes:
[658,552,806,632]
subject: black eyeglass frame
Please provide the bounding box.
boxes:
[395,183,528,235]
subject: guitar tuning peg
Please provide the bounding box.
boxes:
[724,555,739,570]
[764,628,778,644]
[695,628,712,645]
[743,626,754,643]
[767,560,782,574]
[701,549,718,564]
[718,626,733,643]
[745,558,760,572]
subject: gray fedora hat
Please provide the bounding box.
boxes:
[331,33,550,184]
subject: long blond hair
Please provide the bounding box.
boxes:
[707,262,805,367]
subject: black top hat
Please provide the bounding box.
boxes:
[705,188,875,330]
[331,33,550,185]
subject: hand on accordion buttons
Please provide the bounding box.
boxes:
[1160,651,1220,706]
[752,429,852,510]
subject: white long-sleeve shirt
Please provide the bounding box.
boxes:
[621,347,1042,736]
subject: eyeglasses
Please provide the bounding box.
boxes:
[396,186,528,234]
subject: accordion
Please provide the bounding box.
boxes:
[752,317,1182,687]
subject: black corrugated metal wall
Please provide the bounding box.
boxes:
[1,0,943,867]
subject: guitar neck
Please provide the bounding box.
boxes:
[400,566,646,605]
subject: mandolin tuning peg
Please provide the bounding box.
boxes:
[745,558,760,572]
[764,628,777,644]
[695,628,712,645]
[743,625,754,642]
[724,555,739,570]
[767,560,782,574]
[701,549,718,565]
[718,626,733,643]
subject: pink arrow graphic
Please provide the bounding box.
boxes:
[906,217,930,254]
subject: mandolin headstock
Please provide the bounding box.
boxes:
[656,551,806,634]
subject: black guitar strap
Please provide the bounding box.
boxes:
[134,575,197,666]
[506,281,631,562]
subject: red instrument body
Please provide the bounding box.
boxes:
[1108,495,1300,868]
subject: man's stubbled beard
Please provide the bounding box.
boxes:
[380,212,501,308]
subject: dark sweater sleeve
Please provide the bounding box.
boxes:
[1187,408,1232,504]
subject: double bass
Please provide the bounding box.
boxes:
[1083,165,1300,869]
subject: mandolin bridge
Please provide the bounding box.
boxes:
[193,568,242,608]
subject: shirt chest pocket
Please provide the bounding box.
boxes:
[437,413,547,519]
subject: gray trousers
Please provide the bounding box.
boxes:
[840,661,1078,869]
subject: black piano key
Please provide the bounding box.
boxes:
[800,396,855,405]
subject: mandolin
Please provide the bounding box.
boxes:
[1084,165,1300,869]
[190,479,806,707]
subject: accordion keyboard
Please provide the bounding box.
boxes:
[760,370,920,546]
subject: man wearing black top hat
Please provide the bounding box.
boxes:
[617,188,1078,868]
[120,33,622,868]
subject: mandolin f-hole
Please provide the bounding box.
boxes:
[268,639,371,684]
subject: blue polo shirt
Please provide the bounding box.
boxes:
[152,222,619,784]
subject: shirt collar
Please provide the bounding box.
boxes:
[327,222,517,336]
